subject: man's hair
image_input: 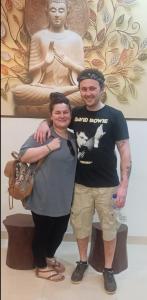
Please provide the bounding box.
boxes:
[49,92,71,114]
[77,68,105,89]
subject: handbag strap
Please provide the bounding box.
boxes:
[11,151,19,160]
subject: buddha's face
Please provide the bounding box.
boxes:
[48,1,68,30]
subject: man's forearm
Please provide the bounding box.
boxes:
[120,159,132,188]
[116,139,132,188]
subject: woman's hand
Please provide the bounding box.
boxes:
[48,138,61,151]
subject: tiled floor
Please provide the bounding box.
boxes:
[1,240,147,300]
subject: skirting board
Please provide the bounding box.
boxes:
[1,231,147,245]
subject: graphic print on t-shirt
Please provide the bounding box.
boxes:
[76,124,106,162]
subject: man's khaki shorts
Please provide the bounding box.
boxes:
[70,184,120,241]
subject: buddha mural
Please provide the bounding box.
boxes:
[12,0,89,117]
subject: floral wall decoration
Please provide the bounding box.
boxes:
[1,0,31,99]
[1,0,147,118]
[84,0,147,107]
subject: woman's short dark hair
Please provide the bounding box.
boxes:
[77,68,105,89]
[49,92,72,115]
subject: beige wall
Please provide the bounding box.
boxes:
[1,117,147,237]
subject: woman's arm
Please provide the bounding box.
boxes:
[21,138,60,163]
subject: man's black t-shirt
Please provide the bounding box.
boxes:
[70,105,129,187]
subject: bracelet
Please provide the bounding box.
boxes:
[46,144,52,153]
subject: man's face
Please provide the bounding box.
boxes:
[79,79,103,110]
[48,1,67,29]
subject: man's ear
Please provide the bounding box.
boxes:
[100,89,107,103]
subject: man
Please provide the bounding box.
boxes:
[34,68,132,294]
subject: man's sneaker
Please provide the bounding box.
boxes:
[103,269,117,294]
[71,261,88,283]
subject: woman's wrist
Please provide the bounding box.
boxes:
[46,144,52,153]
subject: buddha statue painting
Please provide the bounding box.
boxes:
[12,0,87,118]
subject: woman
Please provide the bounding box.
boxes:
[19,92,77,281]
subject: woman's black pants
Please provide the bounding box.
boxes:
[31,211,70,268]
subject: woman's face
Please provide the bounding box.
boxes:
[51,103,71,129]
[48,1,67,30]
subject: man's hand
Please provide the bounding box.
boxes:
[114,185,127,209]
[34,120,50,144]
[94,124,105,148]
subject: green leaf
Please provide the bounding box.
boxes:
[17,74,32,84]
[5,81,9,92]
[116,15,125,27]
[11,64,26,74]
[138,53,147,61]
[1,89,8,101]
[108,34,118,47]
[133,65,144,75]
[97,0,104,12]
[1,51,12,62]
[106,76,120,91]
[20,30,29,46]
[117,94,128,103]
[128,83,137,98]
[84,31,92,41]
[89,8,97,23]
[13,14,20,26]
[97,28,105,42]
[120,34,129,49]
[132,36,140,46]
[140,38,147,49]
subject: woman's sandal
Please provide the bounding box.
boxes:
[36,267,65,282]
[46,257,65,273]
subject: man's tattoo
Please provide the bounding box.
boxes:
[117,140,127,147]
[126,163,132,179]
[121,162,132,181]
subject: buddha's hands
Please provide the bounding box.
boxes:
[45,41,55,65]
[58,55,73,69]
[54,48,83,73]
[62,55,74,69]
[53,48,73,69]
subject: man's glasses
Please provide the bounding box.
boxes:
[67,140,75,157]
